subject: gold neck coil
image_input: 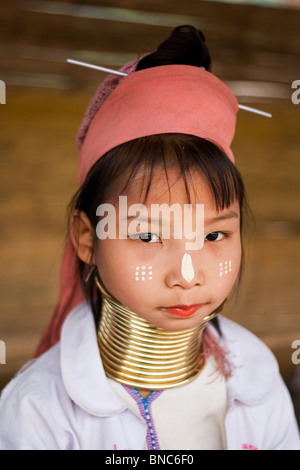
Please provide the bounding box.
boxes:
[95,275,206,390]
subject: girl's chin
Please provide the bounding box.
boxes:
[140,310,208,331]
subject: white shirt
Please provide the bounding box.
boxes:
[0,302,299,450]
[109,354,227,450]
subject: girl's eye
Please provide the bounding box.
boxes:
[206,231,226,242]
[130,233,160,243]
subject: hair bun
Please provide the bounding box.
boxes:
[136,25,211,72]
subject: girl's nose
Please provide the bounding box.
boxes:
[165,252,204,289]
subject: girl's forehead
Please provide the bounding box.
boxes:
[122,166,213,206]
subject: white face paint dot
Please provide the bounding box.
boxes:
[135,266,153,281]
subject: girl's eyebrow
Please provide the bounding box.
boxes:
[123,211,240,224]
[123,215,160,224]
[205,210,240,224]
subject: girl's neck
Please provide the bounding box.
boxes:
[95,275,205,391]
[137,389,154,399]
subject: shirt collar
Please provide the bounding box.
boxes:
[60,302,127,417]
[214,316,278,407]
[61,303,278,415]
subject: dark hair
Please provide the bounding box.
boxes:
[69,26,246,330]
[136,25,211,72]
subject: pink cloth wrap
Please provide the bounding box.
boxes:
[35,63,238,360]
[76,59,141,153]
[79,65,237,184]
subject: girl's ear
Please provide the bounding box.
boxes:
[69,210,94,264]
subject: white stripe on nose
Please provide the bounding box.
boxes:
[181,254,195,283]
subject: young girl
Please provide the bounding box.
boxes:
[0,26,299,450]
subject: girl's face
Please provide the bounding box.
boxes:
[93,168,242,331]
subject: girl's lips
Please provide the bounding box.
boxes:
[161,304,204,317]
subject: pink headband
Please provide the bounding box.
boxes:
[35,64,238,356]
[79,64,237,184]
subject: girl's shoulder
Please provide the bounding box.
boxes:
[0,343,69,449]
[0,341,62,403]
[216,316,280,405]
[218,315,278,367]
